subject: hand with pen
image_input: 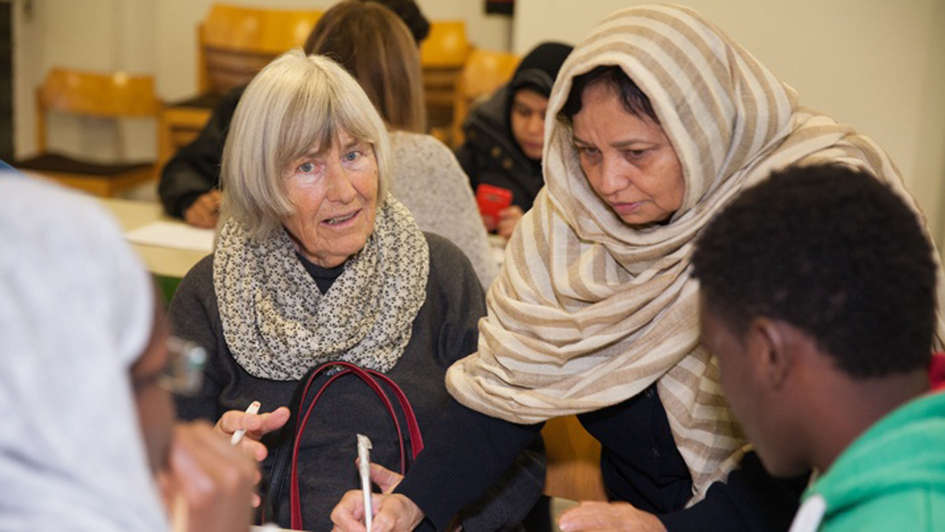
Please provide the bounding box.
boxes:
[214,403,292,466]
[330,462,424,532]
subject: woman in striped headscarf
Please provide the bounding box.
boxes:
[332,4,945,531]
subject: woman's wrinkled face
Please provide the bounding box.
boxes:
[282,129,379,268]
[572,81,685,227]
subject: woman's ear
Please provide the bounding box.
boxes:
[745,317,794,390]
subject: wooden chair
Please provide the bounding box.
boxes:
[157,4,321,173]
[15,68,161,197]
[541,415,608,501]
[197,4,322,95]
[419,21,471,137]
[450,48,520,147]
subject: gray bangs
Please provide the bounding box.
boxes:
[276,71,379,173]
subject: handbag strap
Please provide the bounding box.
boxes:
[288,361,424,529]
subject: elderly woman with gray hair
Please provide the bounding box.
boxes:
[169,50,543,531]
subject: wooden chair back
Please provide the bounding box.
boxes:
[197,4,321,95]
[419,21,471,134]
[451,49,520,146]
[21,67,161,197]
[36,68,160,153]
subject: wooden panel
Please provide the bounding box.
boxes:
[541,415,608,502]
[199,4,321,95]
[30,166,154,198]
[157,106,212,174]
[27,67,161,197]
[420,21,470,67]
[202,4,321,53]
[203,47,275,94]
[452,49,520,146]
[38,68,160,118]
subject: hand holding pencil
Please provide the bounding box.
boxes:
[214,401,291,461]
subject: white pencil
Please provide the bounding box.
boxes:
[230,401,261,446]
[357,434,374,532]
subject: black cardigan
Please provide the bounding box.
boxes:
[170,233,544,531]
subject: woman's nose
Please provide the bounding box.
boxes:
[597,156,630,196]
[324,162,357,203]
[527,114,544,136]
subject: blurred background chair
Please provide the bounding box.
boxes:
[157,3,321,173]
[450,48,519,147]
[419,20,470,142]
[14,68,160,197]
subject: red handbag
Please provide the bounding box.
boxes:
[287,361,424,530]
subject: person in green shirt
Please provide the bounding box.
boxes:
[692,162,945,532]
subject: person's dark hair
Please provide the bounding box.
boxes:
[558,65,658,125]
[692,163,936,378]
[360,0,430,45]
[509,41,572,100]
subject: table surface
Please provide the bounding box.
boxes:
[99,197,209,279]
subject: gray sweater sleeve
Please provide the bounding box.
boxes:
[389,132,500,289]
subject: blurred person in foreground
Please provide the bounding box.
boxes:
[0,175,258,531]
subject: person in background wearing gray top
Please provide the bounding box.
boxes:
[169,51,543,531]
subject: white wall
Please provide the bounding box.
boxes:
[514,0,945,246]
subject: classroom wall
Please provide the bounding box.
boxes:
[513,0,945,248]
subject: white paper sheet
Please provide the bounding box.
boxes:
[124,221,214,252]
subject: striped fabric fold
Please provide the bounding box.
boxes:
[446,4,945,502]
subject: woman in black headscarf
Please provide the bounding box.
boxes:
[455,41,571,238]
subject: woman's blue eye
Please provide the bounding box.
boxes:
[344,151,361,162]
[298,162,316,173]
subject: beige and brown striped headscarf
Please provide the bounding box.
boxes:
[446,4,945,503]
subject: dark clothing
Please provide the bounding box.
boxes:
[171,234,544,531]
[455,42,572,213]
[297,253,346,294]
[158,85,245,218]
[398,382,806,531]
[455,84,543,212]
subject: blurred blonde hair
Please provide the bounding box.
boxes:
[303,0,426,132]
[221,50,391,239]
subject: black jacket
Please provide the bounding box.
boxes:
[158,86,246,218]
